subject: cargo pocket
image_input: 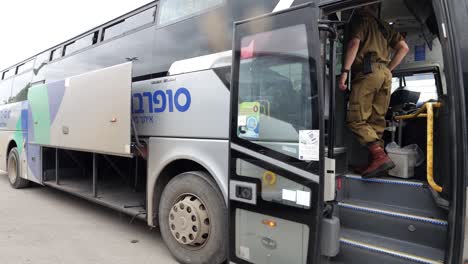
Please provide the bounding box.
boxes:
[346,104,362,123]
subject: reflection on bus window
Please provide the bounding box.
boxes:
[50,47,62,61]
[16,60,35,75]
[159,0,223,24]
[0,79,13,105]
[64,32,98,56]
[102,7,156,41]
[10,72,33,103]
[3,69,15,80]
[34,52,50,69]
[236,24,318,159]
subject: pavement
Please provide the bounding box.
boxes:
[0,174,178,264]
[1,172,466,263]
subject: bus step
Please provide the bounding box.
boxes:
[338,200,448,250]
[339,174,444,214]
[332,228,445,264]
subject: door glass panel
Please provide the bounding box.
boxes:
[235,209,309,264]
[236,159,311,209]
[237,24,319,160]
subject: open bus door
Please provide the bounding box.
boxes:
[228,3,332,264]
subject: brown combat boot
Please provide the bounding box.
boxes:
[350,155,372,174]
[362,142,395,178]
[350,162,369,174]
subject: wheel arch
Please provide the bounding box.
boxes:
[150,157,226,227]
[6,139,18,168]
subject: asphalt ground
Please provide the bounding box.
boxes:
[1,173,466,263]
[0,174,178,264]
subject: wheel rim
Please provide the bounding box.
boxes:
[8,155,17,184]
[168,194,211,248]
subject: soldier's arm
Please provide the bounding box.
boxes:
[339,38,360,91]
[343,38,361,71]
[388,40,409,71]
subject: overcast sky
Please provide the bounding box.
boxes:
[0,0,153,70]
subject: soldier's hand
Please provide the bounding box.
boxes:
[339,72,348,91]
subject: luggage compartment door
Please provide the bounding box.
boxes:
[28,62,132,157]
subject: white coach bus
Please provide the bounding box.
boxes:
[1,0,467,263]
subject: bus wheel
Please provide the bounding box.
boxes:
[159,171,227,264]
[7,148,29,189]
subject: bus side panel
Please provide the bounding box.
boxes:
[132,70,230,139]
[147,137,229,226]
[26,144,42,184]
[0,102,28,175]
[135,69,231,226]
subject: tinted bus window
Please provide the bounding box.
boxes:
[35,52,50,69]
[0,79,13,105]
[11,72,33,103]
[102,7,156,41]
[16,60,35,74]
[159,0,223,24]
[43,26,156,82]
[50,47,62,61]
[3,69,14,80]
[64,32,98,56]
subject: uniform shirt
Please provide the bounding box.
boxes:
[349,11,403,70]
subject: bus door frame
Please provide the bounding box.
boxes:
[227,3,328,264]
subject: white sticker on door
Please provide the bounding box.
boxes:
[296,190,311,207]
[299,130,319,161]
[238,115,247,126]
[239,246,250,260]
[282,189,297,202]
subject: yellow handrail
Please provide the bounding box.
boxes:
[394,102,443,193]
[394,102,441,121]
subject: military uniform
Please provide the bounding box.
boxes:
[346,11,404,147]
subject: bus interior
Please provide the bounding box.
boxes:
[324,0,451,262]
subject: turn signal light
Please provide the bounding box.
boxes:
[262,219,277,228]
[262,171,277,186]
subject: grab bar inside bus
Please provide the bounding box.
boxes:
[394,102,442,193]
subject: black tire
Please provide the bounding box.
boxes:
[7,147,29,189]
[159,171,227,264]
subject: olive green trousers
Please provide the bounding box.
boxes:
[347,64,392,147]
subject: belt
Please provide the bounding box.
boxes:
[352,62,388,74]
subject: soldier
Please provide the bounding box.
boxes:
[339,4,409,178]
